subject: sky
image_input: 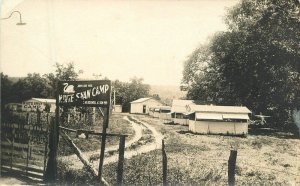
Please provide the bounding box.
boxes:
[0,0,238,86]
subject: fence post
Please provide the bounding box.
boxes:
[162,139,167,186]
[117,135,126,185]
[228,150,237,186]
[44,116,58,182]
[98,107,110,184]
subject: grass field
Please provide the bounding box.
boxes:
[103,114,300,185]
[58,113,135,155]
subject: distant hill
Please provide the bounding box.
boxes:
[149,85,187,105]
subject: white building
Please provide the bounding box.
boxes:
[188,105,251,136]
[22,98,56,112]
[130,97,163,114]
[170,100,195,125]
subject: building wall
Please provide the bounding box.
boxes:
[159,113,171,120]
[173,118,189,125]
[130,99,163,114]
[189,120,248,135]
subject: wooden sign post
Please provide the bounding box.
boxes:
[46,80,111,183]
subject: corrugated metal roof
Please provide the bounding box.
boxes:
[25,98,56,103]
[171,99,195,113]
[190,105,251,114]
[130,97,153,103]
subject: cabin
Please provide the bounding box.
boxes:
[22,98,56,112]
[170,100,195,125]
[188,105,251,136]
[130,97,163,114]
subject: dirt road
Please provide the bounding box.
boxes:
[99,116,164,165]
[61,114,163,170]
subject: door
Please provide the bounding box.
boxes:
[143,105,146,114]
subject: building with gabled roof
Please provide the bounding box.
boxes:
[170,99,195,125]
[130,97,163,114]
[188,104,251,136]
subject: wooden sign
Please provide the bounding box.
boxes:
[58,80,111,107]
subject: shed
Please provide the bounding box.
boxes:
[22,98,56,112]
[188,105,251,135]
[170,99,195,125]
[130,97,163,114]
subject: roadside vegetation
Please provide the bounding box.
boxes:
[58,113,135,156]
[103,114,300,185]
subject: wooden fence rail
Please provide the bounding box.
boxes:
[1,112,49,182]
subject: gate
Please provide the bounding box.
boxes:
[1,112,50,182]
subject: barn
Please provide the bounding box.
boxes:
[22,98,56,112]
[130,97,163,114]
[170,100,195,125]
[188,105,251,136]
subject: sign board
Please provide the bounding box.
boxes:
[57,80,111,107]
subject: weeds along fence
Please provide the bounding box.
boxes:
[101,138,299,186]
[55,108,127,185]
[1,111,53,182]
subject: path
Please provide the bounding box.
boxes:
[60,115,163,170]
[97,116,163,165]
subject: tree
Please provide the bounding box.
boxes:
[1,73,14,112]
[183,0,300,129]
[113,77,150,112]
[11,73,52,102]
[44,62,81,97]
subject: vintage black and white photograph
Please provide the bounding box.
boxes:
[0,0,299,185]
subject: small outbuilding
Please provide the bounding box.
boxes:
[170,100,195,125]
[130,97,163,114]
[188,105,251,136]
[22,98,56,112]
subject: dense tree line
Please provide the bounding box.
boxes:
[182,0,300,129]
[1,63,150,113]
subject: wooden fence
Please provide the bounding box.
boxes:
[1,112,50,181]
